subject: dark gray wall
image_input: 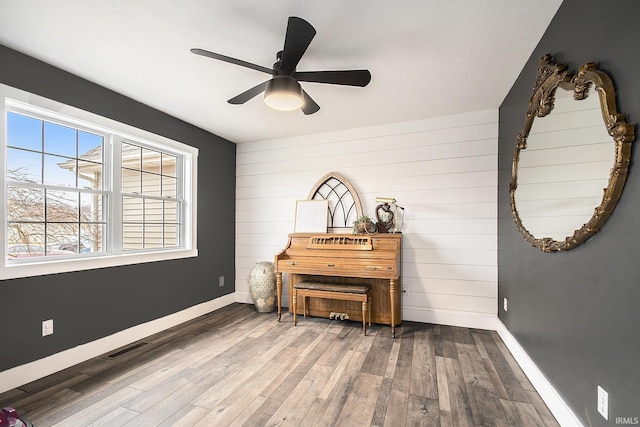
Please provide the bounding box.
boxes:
[0,45,236,371]
[499,1,640,425]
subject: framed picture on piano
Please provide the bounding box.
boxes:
[294,200,329,233]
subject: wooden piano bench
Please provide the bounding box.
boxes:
[293,281,371,335]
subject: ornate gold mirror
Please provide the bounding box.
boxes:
[510,54,634,252]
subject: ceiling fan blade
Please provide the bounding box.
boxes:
[227,80,270,104]
[191,48,273,75]
[301,90,320,115]
[294,70,372,87]
[280,17,316,75]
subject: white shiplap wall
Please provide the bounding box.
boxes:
[236,109,498,329]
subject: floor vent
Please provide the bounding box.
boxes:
[107,341,148,358]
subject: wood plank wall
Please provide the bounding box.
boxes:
[236,109,498,329]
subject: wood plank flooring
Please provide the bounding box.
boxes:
[0,303,559,426]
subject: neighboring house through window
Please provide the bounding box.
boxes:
[120,141,181,250]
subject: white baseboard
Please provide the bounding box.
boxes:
[496,320,583,427]
[235,290,254,304]
[236,290,290,307]
[0,293,236,395]
[238,296,496,330]
[403,306,499,330]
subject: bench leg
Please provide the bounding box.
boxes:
[303,295,307,319]
[293,290,298,326]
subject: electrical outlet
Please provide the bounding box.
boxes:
[42,319,53,337]
[503,297,508,312]
[597,385,608,419]
[219,276,224,287]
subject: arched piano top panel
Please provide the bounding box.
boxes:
[307,172,364,231]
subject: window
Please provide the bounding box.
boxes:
[6,112,107,257]
[1,84,198,280]
[121,142,180,250]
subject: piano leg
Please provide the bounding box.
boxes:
[292,288,298,326]
[390,279,397,338]
[276,272,283,322]
[362,300,367,336]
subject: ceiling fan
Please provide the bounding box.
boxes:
[190,16,371,115]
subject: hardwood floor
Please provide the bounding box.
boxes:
[0,303,559,426]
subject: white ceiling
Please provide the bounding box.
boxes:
[0,1,562,144]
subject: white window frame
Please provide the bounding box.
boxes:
[1,84,198,280]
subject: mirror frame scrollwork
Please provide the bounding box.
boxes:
[510,54,635,252]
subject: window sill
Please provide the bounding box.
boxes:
[0,248,198,280]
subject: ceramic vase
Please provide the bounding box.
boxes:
[249,261,277,313]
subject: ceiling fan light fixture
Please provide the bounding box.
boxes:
[264,76,304,111]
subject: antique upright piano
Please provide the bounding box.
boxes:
[274,233,402,337]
